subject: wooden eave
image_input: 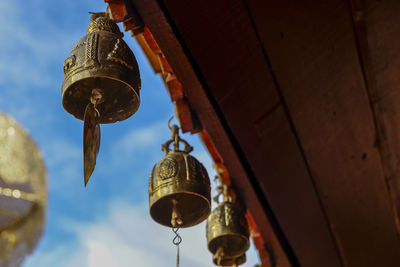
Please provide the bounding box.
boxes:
[107,0,400,266]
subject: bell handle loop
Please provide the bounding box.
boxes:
[161,140,174,154]
[161,133,194,155]
[168,116,174,130]
[223,184,234,203]
[214,171,235,203]
[179,138,193,154]
[89,12,108,21]
[213,185,224,204]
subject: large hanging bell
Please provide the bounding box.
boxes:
[206,188,250,261]
[62,12,140,123]
[149,124,211,228]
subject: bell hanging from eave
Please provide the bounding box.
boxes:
[149,123,211,228]
[61,12,141,186]
[206,183,250,266]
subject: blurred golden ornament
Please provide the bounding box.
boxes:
[0,113,47,267]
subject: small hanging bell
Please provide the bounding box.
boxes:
[149,124,211,228]
[62,12,140,123]
[61,12,141,185]
[206,184,250,263]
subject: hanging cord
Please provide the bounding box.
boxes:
[171,198,183,267]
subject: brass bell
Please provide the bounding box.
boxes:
[213,252,246,267]
[149,124,211,228]
[62,12,141,185]
[62,12,140,123]
[206,185,250,263]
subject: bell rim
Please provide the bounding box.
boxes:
[212,253,247,266]
[149,190,211,228]
[207,233,250,256]
[61,72,140,124]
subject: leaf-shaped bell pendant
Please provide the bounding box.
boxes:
[207,184,250,266]
[61,12,141,185]
[149,124,211,228]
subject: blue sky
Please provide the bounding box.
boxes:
[0,0,260,266]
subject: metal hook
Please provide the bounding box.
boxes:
[105,5,112,18]
[88,12,108,21]
[161,117,193,154]
[172,227,182,267]
[168,116,175,130]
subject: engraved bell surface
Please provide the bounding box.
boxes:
[206,201,250,259]
[149,124,211,228]
[62,13,141,124]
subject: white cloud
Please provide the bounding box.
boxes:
[24,200,260,267]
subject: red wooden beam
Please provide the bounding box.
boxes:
[104,0,144,35]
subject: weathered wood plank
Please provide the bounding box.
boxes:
[359,0,400,233]
[158,0,344,266]
[246,0,400,266]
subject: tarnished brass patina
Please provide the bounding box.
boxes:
[0,113,47,266]
[149,124,211,228]
[207,185,249,262]
[213,252,246,267]
[62,12,141,185]
[62,12,140,123]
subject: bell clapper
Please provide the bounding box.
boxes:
[171,198,183,227]
[83,88,104,186]
[214,247,224,266]
[90,88,104,117]
[232,256,240,267]
[171,198,183,267]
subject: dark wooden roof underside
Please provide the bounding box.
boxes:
[130,0,400,266]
